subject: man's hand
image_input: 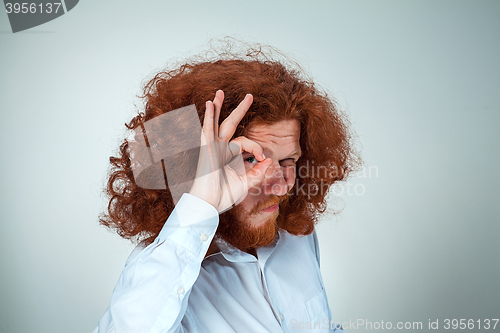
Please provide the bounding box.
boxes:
[189,90,272,213]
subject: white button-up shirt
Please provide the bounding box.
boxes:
[93,194,345,333]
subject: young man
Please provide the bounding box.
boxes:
[94,46,357,332]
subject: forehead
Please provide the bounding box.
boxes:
[245,119,301,154]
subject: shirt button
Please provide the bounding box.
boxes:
[280,313,284,320]
[200,233,208,242]
[177,287,185,295]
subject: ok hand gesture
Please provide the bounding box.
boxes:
[189,90,272,213]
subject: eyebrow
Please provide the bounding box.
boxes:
[254,148,302,160]
[279,151,302,162]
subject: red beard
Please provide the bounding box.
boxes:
[216,194,290,252]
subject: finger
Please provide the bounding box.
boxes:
[229,136,266,161]
[213,90,224,138]
[218,94,253,141]
[242,158,273,190]
[202,101,215,144]
[200,101,219,172]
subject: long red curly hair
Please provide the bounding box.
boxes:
[100,43,359,246]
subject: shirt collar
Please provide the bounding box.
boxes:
[209,231,282,264]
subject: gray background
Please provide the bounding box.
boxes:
[1,1,499,332]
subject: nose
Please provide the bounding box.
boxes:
[262,163,288,196]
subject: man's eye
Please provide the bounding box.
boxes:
[280,159,296,167]
[244,156,259,164]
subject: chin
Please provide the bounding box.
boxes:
[216,208,280,251]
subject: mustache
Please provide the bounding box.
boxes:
[249,194,289,215]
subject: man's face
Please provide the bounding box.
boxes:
[217,119,301,250]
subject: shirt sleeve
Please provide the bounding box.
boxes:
[92,193,219,333]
